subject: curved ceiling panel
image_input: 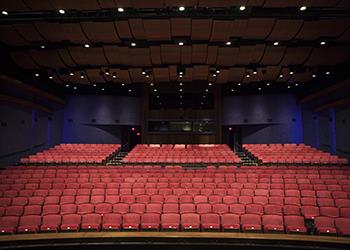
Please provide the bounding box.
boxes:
[0,25,29,46]
[130,48,152,66]
[129,19,146,40]
[161,44,181,64]
[191,19,212,40]
[29,50,67,68]
[280,47,313,66]
[210,20,233,42]
[171,18,191,37]
[267,20,303,41]
[68,47,108,66]
[193,65,209,81]
[114,21,133,40]
[24,0,56,11]
[81,22,121,43]
[191,44,208,64]
[259,46,286,65]
[181,46,192,64]
[243,18,276,39]
[153,67,170,82]
[228,67,245,82]
[103,46,121,64]
[144,19,171,41]
[10,51,39,69]
[13,24,45,43]
[50,0,101,10]
[216,47,239,66]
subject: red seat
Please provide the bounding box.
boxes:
[17,215,41,233]
[60,204,77,215]
[102,213,122,231]
[301,206,320,220]
[241,214,262,232]
[40,215,61,232]
[77,204,94,215]
[229,204,245,215]
[130,203,146,214]
[181,213,200,231]
[320,207,339,218]
[161,213,180,231]
[5,206,23,217]
[81,214,101,231]
[221,214,240,231]
[122,213,140,231]
[314,217,337,235]
[262,215,284,233]
[163,203,178,214]
[23,205,41,216]
[180,204,195,214]
[197,203,212,214]
[61,214,81,231]
[201,213,220,231]
[264,205,283,215]
[340,207,350,218]
[0,216,19,234]
[284,215,307,234]
[246,204,263,215]
[141,213,160,231]
[335,217,350,236]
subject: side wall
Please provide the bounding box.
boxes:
[335,107,350,159]
[62,95,141,144]
[0,104,63,166]
[222,94,303,144]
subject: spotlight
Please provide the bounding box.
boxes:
[326,71,330,75]
[80,72,85,79]
[208,83,212,86]
[178,41,184,46]
[121,83,125,86]
[58,9,65,14]
[320,41,326,45]
[266,82,270,86]
[1,10,9,15]
[253,70,257,75]
[93,84,96,87]
[279,74,283,78]
[213,74,217,77]
[179,83,183,86]
[295,83,299,86]
[69,71,74,76]
[258,87,262,91]
[179,89,183,92]
[312,74,316,78]
[65,84,69,87]
[105,69,110,75]
[289,71,294,75]
[154,89,157,92]
[112,72,117,78]
[287,86,291,89]
[74,86,77,90]
[40,45,46,49]
[231,89,234,92]
[238,83,241,86]
[84,44,90,48]
[179,6,185,11]
[35,73,40,77]
[146,75,150,78]
[239,6,246,11]
[131,42,136,47]
[226,41,231,45]
[150,83,154,86]
[300,6,307,11]
[273,41,279,46]
[179,75,183,78]
[117,7,124,12]
[246,73,250,78]
[49,75,53,80]
[142,71,146,75]
[216,70,220,74]
[101,88,104,91]
[128,89,132,92]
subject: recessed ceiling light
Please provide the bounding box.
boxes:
[208,83,212,86]
[84,44,90,48]
[74,86,77,90]
[35,73,40,77]
[213,74,217,77]
[179,89,183,92]
[146,75,150,78]
[238,83,241,86]
[295,83,299,86]
[180,95,182,98]
[131,42,136,47]
[65,84,69,87]
[216,70,220,74]
[40,45,45,49]
[300,6,307,11]
[142,71,146,75]
[178,41,184,46]
[80,72,85,79]
[179,75,183,78]
[93,84,96,87]
[157,95,160,98]
[150,83,154,86]
[69,72,74,76]
[154,89,157,92]
[179,71,183,75]
[2,10,9,15]
[121,83,125,86]
[226,41,231,46]
[266,83,270,86]
[49,76,53,80]
[201,102,203,105]
[101,88,104,91]
[320,41,326,45]
[258,87,262,91]
[289,71,294,75]
[179,83,183,86]
[279,74,283,78]
[112,73,117,78]
[231,89,234,92]
[128,89,132,92]
[205,89,209,92]
[326,71,330,75]
[287,86,291,89]
[58,9,65,14]
[246,74,250,78]
[105,69,110,75]
[179,6,185,11]
[239,6,246,11]
[203,95,206,98]
[273,41,279,46]
[312,74,316,78]
[253,70,257,75]
[118,7,124,12]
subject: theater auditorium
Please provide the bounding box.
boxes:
[0,1,350,250]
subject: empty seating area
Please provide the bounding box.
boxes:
[1,165,350,235]
[20,144,121,164]
[123,144,241,164]
[244,144,348,165]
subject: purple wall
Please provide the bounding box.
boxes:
[335,107,350,159]
[62,95,141,144]
[0,104,63,166]
[222,94,303,144]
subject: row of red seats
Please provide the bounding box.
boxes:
[1,213,350,236]
[244,144,348,165]
[20,144,120,164]
[1,201,350,217]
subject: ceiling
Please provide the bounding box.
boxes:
[0,0,349,98]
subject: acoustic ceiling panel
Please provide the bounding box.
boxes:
[24,0,55,11]
[216,47,239,66]
[243,18,275,39]
[192,65,209,81]
[150,46,162,65]
[191,19,212,40]
[0,25,29,46]
[267,20,303,41]
[13,23,45,43]
[259,46,286,65]
[192,44,208,64]
[181,46,192,65]
[144,19,171,41]
[10,51,38,69]
[228,67,245,82]
[171,18,191,37]
[160,44,181,64]
[81,22,121,43]
[115,21,133,39]
[0,0,29,11]
[210,20,233,42]
[153,67,170,82]
[29,50,67,68]
[280,47,313,66]
[103,46,121,64]
[129,19,146,40]
[130,48,152,66]
[68,47,108,66]
[49,0,101,10]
